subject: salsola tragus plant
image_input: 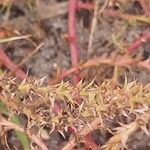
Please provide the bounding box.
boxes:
[0,74,150,150]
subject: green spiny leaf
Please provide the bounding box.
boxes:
[0,101,29,150]
[11,116,30,150]
[0,101,9,116]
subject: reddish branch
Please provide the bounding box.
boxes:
[0,46,28,80]
[49,54,150,84]
[68,0,94,84]
[127,32,150,53]
[67,0,97,148]
[68,0,79,84]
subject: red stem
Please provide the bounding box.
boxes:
[66,1,97,147]
[68,0,79,84]
[127,32,150,53]
[68,0,80,104]
[68,0,94,84]
[0,47,28,80]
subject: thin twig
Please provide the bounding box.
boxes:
[0,116,24,132]
[87,0,109,57]
[0,115,48,150]
[106,9,150,24]
[49,54,150,84]
[0,34,31,43]
[62,117,101,150]
[30,134,48,150]
[87,0,100,57]
[18,42,44,67]
[14,30,37,47]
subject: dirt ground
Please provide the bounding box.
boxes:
[0,0,150,150]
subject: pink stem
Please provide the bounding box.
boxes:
[68,0,80,84]
[127,32,150,53]
[67,2,97,148]
[0,47,28,80]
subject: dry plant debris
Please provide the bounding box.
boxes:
[0,0,150,149]
[0,74,150,149]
